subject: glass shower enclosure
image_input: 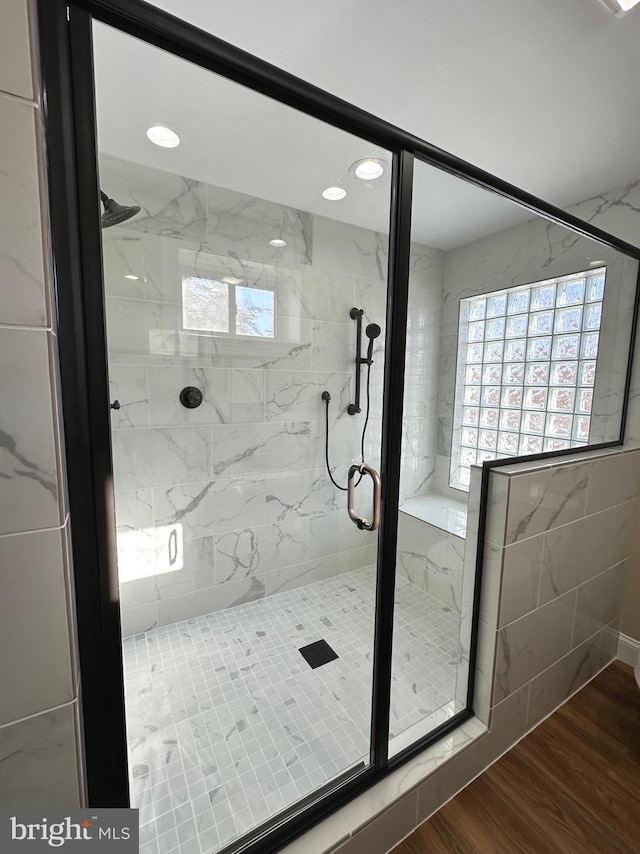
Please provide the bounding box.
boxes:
[37,2,640,853]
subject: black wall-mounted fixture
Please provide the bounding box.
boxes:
[110,400,120,410]
[180,386,203,409]
[347,307,381,415]
[100,190,140,229]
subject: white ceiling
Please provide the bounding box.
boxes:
[93,0,640,249]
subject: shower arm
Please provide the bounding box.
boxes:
[348,307,369,416]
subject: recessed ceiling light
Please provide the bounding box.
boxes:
[598,0,640,13]
[350,157,387,181]
[146,125,180,148]
[222,276,242,285]
[269,238,287,247]
[322,186,347,201]
[125,274,140,280]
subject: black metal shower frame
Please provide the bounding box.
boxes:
[35,0,640,851]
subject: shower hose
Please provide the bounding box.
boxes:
[323,359,372,492]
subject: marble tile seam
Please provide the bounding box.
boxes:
[0,322,53,333]
[489,498,634,551]
[0,86,37,108]
[0,513,69,540]
[492,628,609,717]
[0,697,78,733]
[497,558,625,633]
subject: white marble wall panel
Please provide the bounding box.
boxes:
[395,512,464,612]
[0,328,62,534]
[585,449,640,514]
[211,321,314,371]
[572,562,627,647]
[105,296,212,366]
[0,526,75,726]
[264,468,341,522]
[526,632,602,729]
[153,477,265,540]
[99,157,208,242]
[538,508,615,604]
[264,554,353,596]
[479,450,640,718]
[112,426,211,490]
[119,536,215,609]
[0,0,33,100]
[498,534,543,626]
[503,463,589,544]
[102,228,145,299]
[120,602,158,637]
[156,575,266,626]
[214,519,310,582]
[207,184,313,267]
[266,370,350,422]
[210,421,311,478]
[312,215,387,280]
[311,320,355,372]
[0,4,82,807]
[612,499,636,566]
[109,364,150,428]
[0,702,83,808]
[147,365,264,426]
[493,588,576,702]
[0,95,47,327]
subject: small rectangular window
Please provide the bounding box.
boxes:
[182,276,275,338]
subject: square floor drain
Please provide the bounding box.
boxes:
[299,639,338,669]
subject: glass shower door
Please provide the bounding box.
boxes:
[93,19,394,852]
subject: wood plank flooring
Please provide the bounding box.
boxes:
[392,661,640,854]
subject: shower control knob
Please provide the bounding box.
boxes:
[180,386,203,409]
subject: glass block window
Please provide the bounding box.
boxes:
[450,268,605,491]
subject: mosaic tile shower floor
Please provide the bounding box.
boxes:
[124,568,460,854]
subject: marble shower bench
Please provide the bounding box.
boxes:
[396,493,469,613]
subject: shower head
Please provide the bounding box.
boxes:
[100,190,140,229]
[365,323,381,363]
[366,323,381,340]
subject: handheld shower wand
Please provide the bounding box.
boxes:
[322,308,380,489]
[365,322,381,365]
[348,313,381,415]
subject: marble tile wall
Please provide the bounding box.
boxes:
[476,447,639,722]
[0,0,84,808]
[396,511,464,612]
[101,155,442,633]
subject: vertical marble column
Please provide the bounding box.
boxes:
[0,0,84,807]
